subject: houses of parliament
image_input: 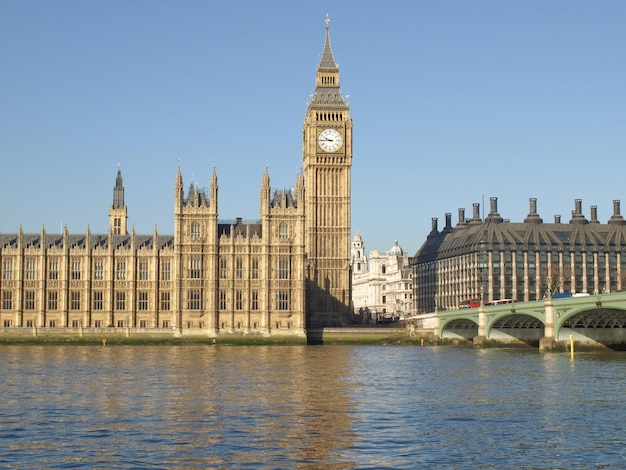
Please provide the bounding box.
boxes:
[0,19,353,337]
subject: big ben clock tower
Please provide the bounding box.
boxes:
[303,15,353,326]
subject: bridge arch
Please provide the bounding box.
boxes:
[487,309,545,330]
[486,310,545,345]
[439,315,478,340]
[556,304,626,347]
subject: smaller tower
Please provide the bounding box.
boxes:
[351,232,367,275]
[109,165,128,235]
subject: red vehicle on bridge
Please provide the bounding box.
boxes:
[459,298,480,308]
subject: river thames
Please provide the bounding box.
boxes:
[1,344,625,468]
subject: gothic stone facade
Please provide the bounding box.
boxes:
[0,20,352,336]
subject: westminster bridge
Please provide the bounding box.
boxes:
[435,291,626,351]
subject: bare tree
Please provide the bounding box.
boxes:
[540,264,572,296]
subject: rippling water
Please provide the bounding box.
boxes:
[1,344,626,468]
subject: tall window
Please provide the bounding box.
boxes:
[161,292,170,311]
[25,291,35,310]
[93,291,103,310]
[49,260,59,280]
[71,260,81,280]
[235,290,242,310]
[71,291,81,310]
[278,257,291,280]
[93,260,103,280]
[138,291,149,310]
[116,291,126,310]
[219,258,227,279]
[219,290,227,310]
[2,291,12,310]
[48,291,58,310]
[189,258,202,279]
[139,262,149,281]
[188,290,201,310]
[26,259,37,280]
[116,261,126,281]
[2,259,13,280]
[161,261,171,281]
[251,258,259,280]
[276,290,289,310]
[251,291,259,310]
[279,223,289,240]
[191,221,201,238]
[235,257,243,279]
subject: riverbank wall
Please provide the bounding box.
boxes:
[0,326,446,346]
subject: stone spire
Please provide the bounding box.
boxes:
[319,14,338,70]
[112,165,125,209]
[210,165,218,210]
[175,161,184,211]
[309,14,346,109]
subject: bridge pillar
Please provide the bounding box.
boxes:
[433,314,440,338]
[539,297,556,352]
[473,304,487,347]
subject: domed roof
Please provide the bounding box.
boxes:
[389,240,403,256]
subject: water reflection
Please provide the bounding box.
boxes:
[0,345,358,468]
[2,345,626,468]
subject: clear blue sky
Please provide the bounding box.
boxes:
[2,1,625,255]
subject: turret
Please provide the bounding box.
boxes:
[174,163,184,212]
[294,169,305,206]
[260,166,271,215]
[210,166,218,212]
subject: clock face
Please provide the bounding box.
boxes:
[318,128,343,152]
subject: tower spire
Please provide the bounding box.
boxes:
[311,14,343,99]
[320,14,337,70]
[109,165,128,235]
[113,164,124,209]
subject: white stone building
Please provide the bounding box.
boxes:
[351,234,413,323]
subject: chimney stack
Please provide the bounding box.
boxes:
[524,197,543,223]
[609,200,626,225]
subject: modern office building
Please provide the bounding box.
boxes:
[0,17,352,336]
[412,197,626,313]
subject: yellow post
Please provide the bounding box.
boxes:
[570,334,574,360]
